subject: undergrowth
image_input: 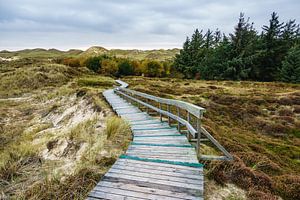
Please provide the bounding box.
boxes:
[123,76,300,200]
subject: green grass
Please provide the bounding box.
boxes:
[77,76,115,88]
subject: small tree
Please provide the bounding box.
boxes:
[144,60,162,77]
[280,45,300,83]
[101,59,118,76]
[84,56,102,73]
[118,60,134,76]
[62,58,81,68]
[131,60,143,76]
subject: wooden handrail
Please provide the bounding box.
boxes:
[118,87,206,118]
[114,80,233,161]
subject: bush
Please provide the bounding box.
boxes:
[84,55,109,73]
[144,60,162,77]
[273,175,300,200]
[101,59,118,76]
[62,58,81,68]
[118,60,134,76]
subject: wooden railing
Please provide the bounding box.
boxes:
[114,80,233,161]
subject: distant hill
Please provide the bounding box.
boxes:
[79,46,109,57]
[79,46,179,61]
[0,46,180,61]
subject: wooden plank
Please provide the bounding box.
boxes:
[94,185,188,200]
[133,137,189,141]
[126,150,197,160]
[117,111,142,115]
[124,154,198,163]
[88,190,143,200]
[105,172,203,191]
[102,176,203,197]
[111,164,202,180]
[129,120,162,125]
[122,116,150,120]
[96,181,202,200]
[116,159,203,172]
[131,124,172,129]
[127,146,196,152]
[115,159,203,175]
[133,132,181,137]
[114,106,136,110]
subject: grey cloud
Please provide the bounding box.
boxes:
[0,0,299,50]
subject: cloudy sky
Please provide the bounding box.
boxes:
[0,0,299,50]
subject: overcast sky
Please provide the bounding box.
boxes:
[0,0,299,50]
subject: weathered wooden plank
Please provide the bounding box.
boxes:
[133,136,188,141]
[105,172,203,191]
[96,181,203,200]
[124,154,198,163]
[115,159,203,175]
[111,164,202,180]
[126,152,197,157]
[129,119,162,125]
[88,190,143,200]
[102,176,203,197]
[117,111,142,116]
[126,150,197,157]
[122,116,150,121]
[93,185,190,200]
[131,124,172,129]
[127,146,196,152]
[114,106,136,110]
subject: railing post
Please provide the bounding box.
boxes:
[187,112,192,141]
[167,105,171,125]
[159,103,162,122]
[196,117,201,157]
[146,99,149,114]
[177,107,181,132]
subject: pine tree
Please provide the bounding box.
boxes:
[280,45,300,83]
[260,12,285,81]
[281,20,300,56]
[174,37,192,77]
[174,11,299,82]
[204,29,214,49]
[227,13,258,80]
[189,29,205,77]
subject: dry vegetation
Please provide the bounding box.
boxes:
[1,51,299,199]
[122,76,300,200]
[0,58,132,199]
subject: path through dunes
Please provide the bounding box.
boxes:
[87,87,204,200]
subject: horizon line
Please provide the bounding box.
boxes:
[0,45,182,52]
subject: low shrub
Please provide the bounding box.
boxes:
[273,175,300,200]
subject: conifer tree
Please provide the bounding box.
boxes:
[174,37,192,77]
[280,45,300,83]
[260,12,285,81]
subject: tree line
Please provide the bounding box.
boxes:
[57,55,173,77]
[174,12,300,83]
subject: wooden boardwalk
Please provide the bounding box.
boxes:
[87,88,204,200]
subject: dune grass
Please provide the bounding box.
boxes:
[0,57,131,199]
[122,76,300,200]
